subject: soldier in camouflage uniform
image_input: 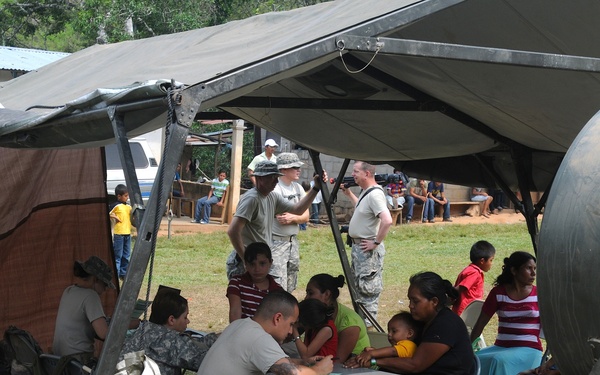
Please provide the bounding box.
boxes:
[119,291,218,375]
[270,153,309,293]
[226,160,322,279]
[341,161,392,324]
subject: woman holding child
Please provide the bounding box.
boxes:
[345,271,474,374]
[304,274,370,362]
[471,251,542,375]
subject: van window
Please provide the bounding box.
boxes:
[105,143,156,169]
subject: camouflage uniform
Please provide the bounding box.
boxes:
[270,236,300,292]
[271,152,306,293]
[119,321,218,375]
[351,242,385,321]
[348,185,389,323]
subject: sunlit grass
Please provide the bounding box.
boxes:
[136,222,533,345]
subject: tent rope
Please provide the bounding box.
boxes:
[338,42,381,74]
[141,84,176,323]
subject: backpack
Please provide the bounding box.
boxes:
[1,326,44,375]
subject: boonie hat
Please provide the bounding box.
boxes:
[253,160,284,177]
[264,139,279,147]
[277,153,304,169]
[77,256,116,289]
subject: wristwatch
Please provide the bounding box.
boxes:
[371,358,377,366]
[373,240,381,245]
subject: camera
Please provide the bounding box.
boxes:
[330,173,399,188]
[340,225,349,233]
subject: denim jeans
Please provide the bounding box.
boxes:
[416,198,435,221]
[195,195,220,222]
[113,234,131,278]
[436,200,451,219]
[404,196,414,219]
[310,203,320,223]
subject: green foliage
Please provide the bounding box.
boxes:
[218,0,330,23]
[1,0,332,50]
[189,121,255,181]
[0,0,77,47]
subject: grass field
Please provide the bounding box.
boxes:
[137,222,534,346]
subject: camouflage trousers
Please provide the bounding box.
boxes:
[226,250,245,280]
[270,235,300,293]
[351,243,385,321]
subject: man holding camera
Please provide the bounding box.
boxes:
[341,161,392,325]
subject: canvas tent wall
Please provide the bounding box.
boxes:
[0,147,117,352]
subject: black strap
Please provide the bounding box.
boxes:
[356,186,381,207]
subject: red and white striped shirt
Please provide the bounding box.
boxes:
[482,285,542,351]
[226,272,283,319]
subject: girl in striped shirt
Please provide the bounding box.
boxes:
[471,251,543,375]
[227,242,283,322]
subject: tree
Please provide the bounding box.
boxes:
[73,0,216,45]
[0,0,77,48]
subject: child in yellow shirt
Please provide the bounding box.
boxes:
[109,184,132,280]
[354,311,421,369]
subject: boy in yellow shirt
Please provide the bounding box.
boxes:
[109,184,133,280]
[353,311,421,369]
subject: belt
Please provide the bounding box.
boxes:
[272,234,296,242]
[350,237,374,244]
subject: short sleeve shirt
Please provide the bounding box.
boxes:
[234,189,295,247]
[272,181,306,236]
[52,285,106,356]
[335,302,370,355]
[452,263,484,315]
[247,152,277,171]
[417,308,474,375]
[211,178,229,198]
[427,182,444,199]
[348,186,388,239]
[197,318,287,374]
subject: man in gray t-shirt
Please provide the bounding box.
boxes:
[226,160,320,279]
[197,290,333,375]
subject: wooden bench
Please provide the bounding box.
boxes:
[402,201,483,220]
[171,195,195,218]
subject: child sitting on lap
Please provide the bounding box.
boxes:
[354,311,421,369]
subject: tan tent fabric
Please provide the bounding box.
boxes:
[0,147,117,352]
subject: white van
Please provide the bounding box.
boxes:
[105,137,159,201]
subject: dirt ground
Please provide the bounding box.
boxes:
[158,208,529,237]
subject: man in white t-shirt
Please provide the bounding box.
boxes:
[197,290,333,375]
[271,153,309,293]
[341,161,392,323]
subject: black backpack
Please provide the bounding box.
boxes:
[0,326,44,375]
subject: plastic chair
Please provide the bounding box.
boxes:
[460,300,486,351]
[471,354,481,375]
[367,331,390,349]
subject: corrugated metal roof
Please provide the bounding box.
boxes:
[0,46,70,72]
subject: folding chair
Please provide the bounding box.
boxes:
[460,300,486,351]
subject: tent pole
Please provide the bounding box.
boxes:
[95,85,199,375]
[308,152,364,318]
